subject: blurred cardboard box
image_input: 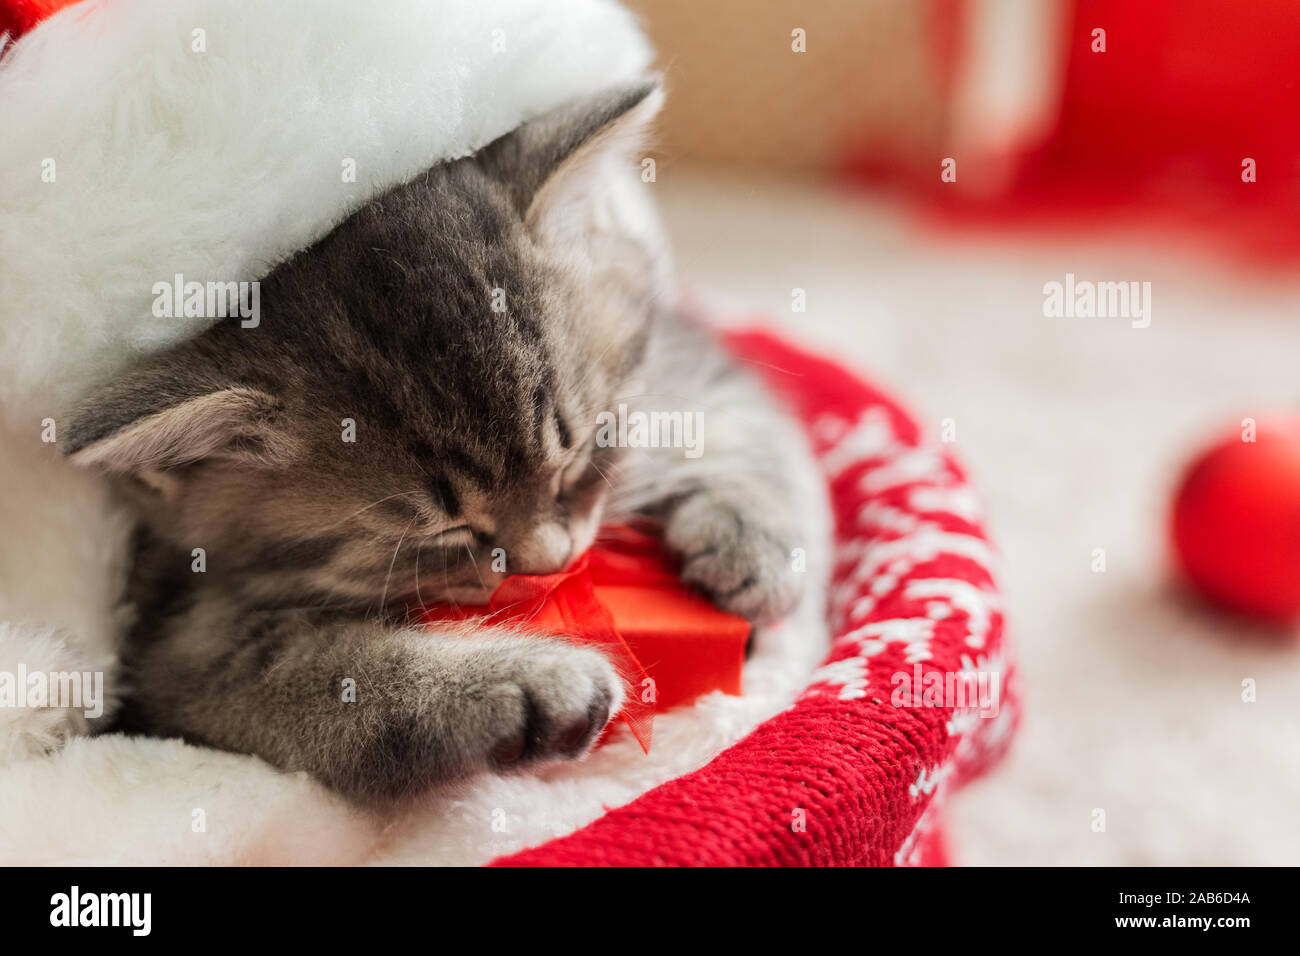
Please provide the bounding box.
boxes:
[627,0,1061,184]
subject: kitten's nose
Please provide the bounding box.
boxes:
[510,521,573,574]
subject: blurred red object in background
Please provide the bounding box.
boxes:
[1047,0,1300,185]
[1172,419,1300,623]
[0,0,80,40]
[1012,0,1300,260]
[842,0,1300,263]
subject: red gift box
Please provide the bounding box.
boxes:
[418,525,750,752]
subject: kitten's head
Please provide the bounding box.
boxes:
[63,82,668,610]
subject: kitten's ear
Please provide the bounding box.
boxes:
[62,369,292,484]
[480,79,664,233]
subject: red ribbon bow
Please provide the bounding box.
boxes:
[419,525,672,753]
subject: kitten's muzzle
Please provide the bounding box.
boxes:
[507,519,574,575]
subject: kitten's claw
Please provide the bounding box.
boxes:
[665,496,803,624]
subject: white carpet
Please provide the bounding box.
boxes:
[656,169,1300,866]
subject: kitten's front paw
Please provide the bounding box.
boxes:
[479,640,622,771]
[665,495,803,624]
[310,634,624,802]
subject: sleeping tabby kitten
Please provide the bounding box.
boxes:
[62,82,814,802]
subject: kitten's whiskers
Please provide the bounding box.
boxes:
[323,492,418,531]
[376,514,417,616]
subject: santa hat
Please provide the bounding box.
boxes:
[0,0,652,423]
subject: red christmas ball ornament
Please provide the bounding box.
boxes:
[1171,418,1300,621]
